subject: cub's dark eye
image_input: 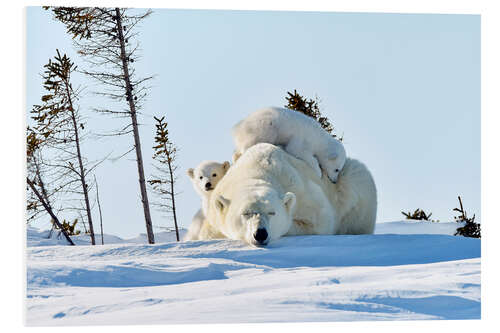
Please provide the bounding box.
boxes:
[199,176,203,180]
[335,169,339,172]
[212,173,217,177]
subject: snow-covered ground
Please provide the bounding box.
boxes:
[26,220,480,325]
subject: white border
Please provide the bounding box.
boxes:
[3,0,499,332]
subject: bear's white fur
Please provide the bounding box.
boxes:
[184,160,230,241]
[184,209,205,241]
[200,143,376,245]
[232,107,346,183]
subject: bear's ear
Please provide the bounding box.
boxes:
[222,161,230,170]
[187,168,194,179]
[283,192,296,214]
[215,195,230,213]
[232,151,242,163]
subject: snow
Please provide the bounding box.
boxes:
[27,226,188,247]
[26,220,480,325]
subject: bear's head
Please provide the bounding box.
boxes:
[187,160,230,195]
[212,186,296,246]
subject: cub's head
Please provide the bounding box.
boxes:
[212,187,296,246]
[323,143,346,184]
[187,160,230,195]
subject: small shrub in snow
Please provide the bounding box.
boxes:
[284,90,341,140]
[54,218,81,236]
[401,208,437,222]
[453,196,481,238]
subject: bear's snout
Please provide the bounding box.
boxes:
[205,182,212,190]
[253,228,268,245]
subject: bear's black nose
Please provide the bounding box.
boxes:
[205,182,212,190]
[254,228,268,244]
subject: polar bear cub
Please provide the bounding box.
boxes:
[184,160,230,240]
[232,107,346,183]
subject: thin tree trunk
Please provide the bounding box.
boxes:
[166,152,179,241]
[94,175,104,245]
[48,225,54,239]
[33,157,55,239]
[66,84,96,245]
[79,210,89,234]
[27,177,75,246]
[115,7,155,244]
[34,157,51,211]
[78,210,89,235]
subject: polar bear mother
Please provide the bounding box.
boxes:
[199,143,377,246]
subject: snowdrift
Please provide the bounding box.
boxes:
[26,221,480,325]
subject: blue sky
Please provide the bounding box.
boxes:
[26,7,480,238]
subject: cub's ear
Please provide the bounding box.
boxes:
[283,192,296,214]
[215,195,230,213]
[187,168,194,179]
[222,161,230,170]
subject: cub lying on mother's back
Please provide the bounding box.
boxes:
[232,107,346,183]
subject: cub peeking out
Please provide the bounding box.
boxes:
[184,160,230,240]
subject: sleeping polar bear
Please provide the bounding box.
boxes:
[197,143,377,246]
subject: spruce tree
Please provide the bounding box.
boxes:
[453,196,481,238]
[30,50,97,244]
[285,89,340,139]
[47,7,156,243]
[148,116,180,241]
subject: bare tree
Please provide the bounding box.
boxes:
[27,126,73,227]
[30,50,97,244]
[27,128,52,223]
[47,7,156,243]
[26,135,61,238]
[148,116,180,241]
[26,129,75,246]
